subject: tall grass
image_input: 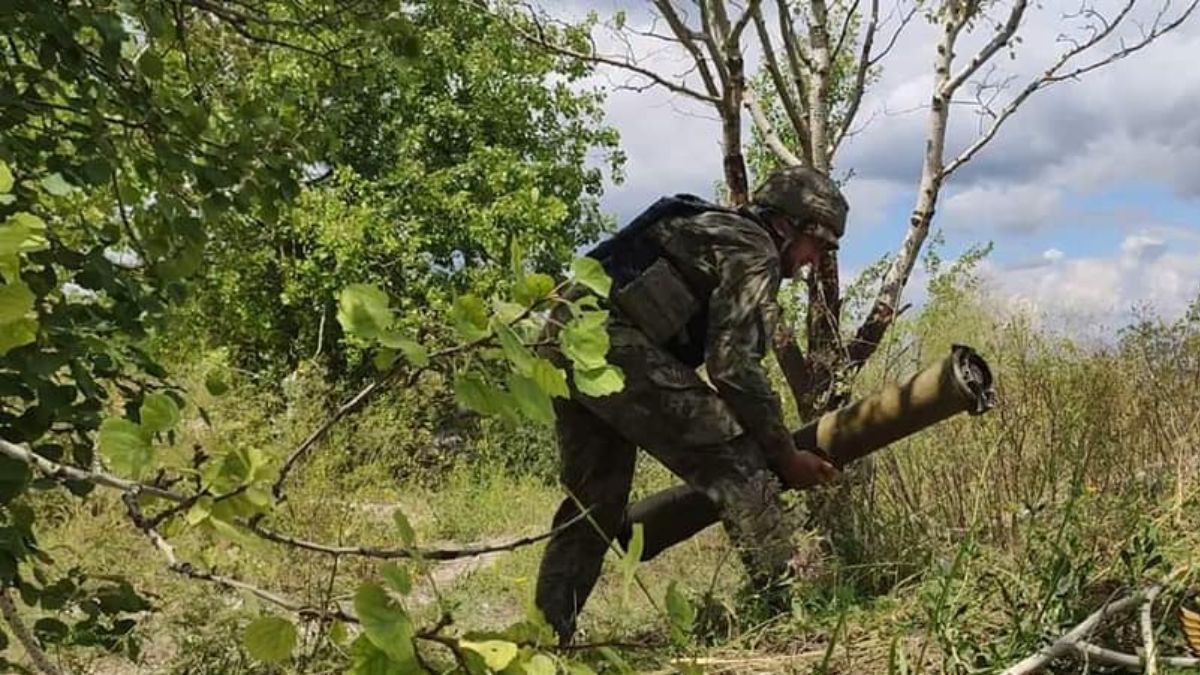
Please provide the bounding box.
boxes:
[29,274,1200,673]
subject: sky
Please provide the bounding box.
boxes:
[555,1,1200,335]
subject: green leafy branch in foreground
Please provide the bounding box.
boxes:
[0,235,702,672]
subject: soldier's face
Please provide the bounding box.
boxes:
[781,233,827,278]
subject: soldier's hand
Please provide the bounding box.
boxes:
[775,450,839,490]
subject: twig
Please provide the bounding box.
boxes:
[0,589,66,675]
[122,494,357,623]
[245,508,589,561]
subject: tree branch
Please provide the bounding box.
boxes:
[833,0,880,153]
[1,590,66,675]
[943,0,1031,97]
[245,509,588,561]
[943,0,1197,178]
[752,5,813,162]
[651,0,725,98]
[0,438,186,503]
[745,86,805,166]
[1141,586,1162,675]
[122,494,358,623]
[490,0,721,103]
[1001,587,1151,675]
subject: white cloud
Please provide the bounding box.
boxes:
[984,232,1200,328]
[941,183,1065,233]
[1042,248,1063,262]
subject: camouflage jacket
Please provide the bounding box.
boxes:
[645,209,795,462]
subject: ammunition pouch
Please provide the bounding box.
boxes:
[612,258,700,346]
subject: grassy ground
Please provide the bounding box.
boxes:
[22,288,1200,674]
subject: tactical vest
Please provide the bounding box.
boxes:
[586,194,759,367]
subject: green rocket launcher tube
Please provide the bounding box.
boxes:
[620,344,996,560]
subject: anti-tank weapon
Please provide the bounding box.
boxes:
[619,345,996,561]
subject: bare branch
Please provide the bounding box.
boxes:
[122,495,357,623]
[1,590,66,675]
[745,86,805,166]
[246,509,589,561]
[1142,586,1162,675]
[831,0,863,63]
[833,0,880,152]
[0,438,186,503]
[1002,587,1151,675]
[943,0,1031,97]
[1075,641,1199,670]
[869,1,918,66]
[752,6,814,161]
[944,0,1197,178]
[654,0,726,95]
[729,0,762,44]
[485,0,721,103]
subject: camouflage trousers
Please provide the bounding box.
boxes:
[534,316,797,643]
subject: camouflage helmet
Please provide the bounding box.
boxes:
[750,166,848,248]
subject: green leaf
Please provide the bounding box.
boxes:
[459,639,519,671]
[392,508,415,547]
[0,455,31,504]
[242,616,297,663]
[337,284,393,340]
[0,162,11,193]
[204,370,230,397]
[98,418,152,479]
[0,282,35,323]
[514,272,556,306]
[451,294,490,341]
[329,620,349,646]
[453,374,518,423]
[620,523,643,604]
[354,582,417,666]
[40,173,73,196]
[373,349,399,371]
[566,662,598,675]
[523,654,557,675]
[350,634,408,675]
[495,321,535,374]
[378,332,429,367]
[571,257,612,297]
[140,393,181,434]
[598,647,634,675]
[573,365,624,398]
[137,50,164,79]
[509,373,555,425]
[559,311,609,371]
[665,581,696,639]
[530,358,570,398]
[381,562,412,595]
[0,318,37,356]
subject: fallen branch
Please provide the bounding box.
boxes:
[1141,586,1161,675]
[1000,585,1199,674]
[0,589,66,675]
[1076,641,1199,670]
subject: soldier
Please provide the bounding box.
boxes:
[535,166,849,643]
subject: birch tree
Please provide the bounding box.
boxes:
[497,0,1198,419]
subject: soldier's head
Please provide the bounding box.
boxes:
[750,166,848,278]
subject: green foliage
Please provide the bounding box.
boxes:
[177,0,623,372]
[354,582,418,668]
[242,615,297,664]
